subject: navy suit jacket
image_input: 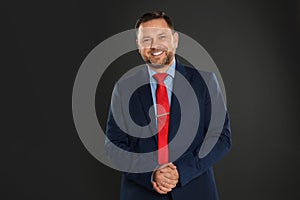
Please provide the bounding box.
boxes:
[105,60,231,200]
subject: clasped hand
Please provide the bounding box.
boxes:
[152,162,179,194]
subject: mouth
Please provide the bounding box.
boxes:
[151,51,164,56]
[149,49,166,57]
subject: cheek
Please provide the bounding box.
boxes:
[163,40,175,50]
[140,48,149,55]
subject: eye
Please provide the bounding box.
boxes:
[142,38,151,43]
[159,35,167,39]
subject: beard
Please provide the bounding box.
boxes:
[141,49,174,69]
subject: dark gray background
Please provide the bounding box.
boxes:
[2,0,300,199]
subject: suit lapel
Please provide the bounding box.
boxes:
[168,61,192,144]
[136,67,157,140]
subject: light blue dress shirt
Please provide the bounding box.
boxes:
[147,60,176,177]
[147,60,176,118]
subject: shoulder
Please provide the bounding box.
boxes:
[179,63,215,86]
[184,65,212,79]
[113,66,148,94]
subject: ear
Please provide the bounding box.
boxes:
[136,38,141,54]
[173,32,179,49]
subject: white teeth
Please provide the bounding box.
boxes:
[152,51,163,56]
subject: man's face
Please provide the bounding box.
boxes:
[137,18,178,68]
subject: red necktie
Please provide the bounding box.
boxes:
[153,73,170,165]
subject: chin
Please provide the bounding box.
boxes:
[142,54,173,68]
[150,57,168,66]
[148,63,165,69]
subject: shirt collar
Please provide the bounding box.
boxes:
[147,59,176,79]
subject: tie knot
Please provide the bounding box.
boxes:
[153,73,168,84]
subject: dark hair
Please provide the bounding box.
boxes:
[135,11,174,30]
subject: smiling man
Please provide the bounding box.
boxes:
[105,11,232,200]
[137,17,178,73]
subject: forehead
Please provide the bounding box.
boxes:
[138,18,172,37]
[139,18,170,29]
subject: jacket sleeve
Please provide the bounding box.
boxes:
[104,84,155,191]
[174,72,232,186]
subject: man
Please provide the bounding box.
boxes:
[105,11,231,200]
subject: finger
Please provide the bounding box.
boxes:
[160,166,177,174]
[160,167,172,173]
[160,170,179,181]
[157,178,175,187]
[155,176,174,188]
[158,180,177,189]
[152,181,169,194]
[159,163,171,169]
[156,171,178,184]
[171,170,179,179]
[162,173,177,180]
[152,181,166,194]
[167,162,177,169]
[161,171,172,177]
[157,183,172,193]
[169,167,179,178]
[159,162,175,170]
[161,178,178,187]
[158,175,178,186]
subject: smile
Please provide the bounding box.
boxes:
[151,51,164,56]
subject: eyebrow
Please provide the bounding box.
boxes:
[141,36,151,40]
[141,32,168,38]
[158,32,167,36]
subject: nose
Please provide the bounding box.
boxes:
[150,38,161,49]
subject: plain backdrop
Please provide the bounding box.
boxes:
[2,0,300,199]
